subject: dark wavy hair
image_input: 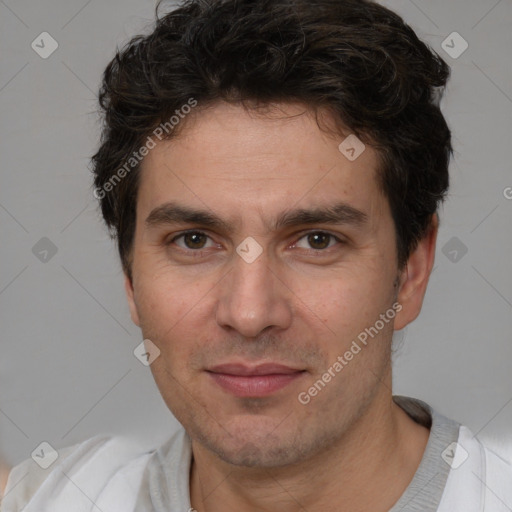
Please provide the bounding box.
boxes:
[91,0,452,280]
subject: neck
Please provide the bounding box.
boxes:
[189,388,429,512]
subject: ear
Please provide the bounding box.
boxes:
[124,272,141,327]
[394,213,438,330]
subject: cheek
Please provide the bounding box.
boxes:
[133,276,191,351]
[134,263,206,320]
[292,268,388,338]
[134,273,216,362]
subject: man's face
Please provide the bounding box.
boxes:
[125,102,411,467]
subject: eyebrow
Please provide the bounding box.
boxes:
[145,201,368,231]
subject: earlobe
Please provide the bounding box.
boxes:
[394,214,438,331]
[124,273,141,327]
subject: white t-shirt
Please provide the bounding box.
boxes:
[2,396,511,511]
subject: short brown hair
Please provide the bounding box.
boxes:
[92,0,452,280]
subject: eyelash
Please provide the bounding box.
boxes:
[167,230,345,256]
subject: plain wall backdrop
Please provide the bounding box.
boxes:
[1,0,511,466]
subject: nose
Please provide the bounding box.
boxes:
[215,249,293,338]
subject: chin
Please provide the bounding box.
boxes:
[204,435,305,468]
[190,415,322,468]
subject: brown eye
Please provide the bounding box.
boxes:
[183,232,207,249]
[172,231,212,250]
[293,231,344,252]
[307,232,332,250]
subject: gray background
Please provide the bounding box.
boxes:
[1,0,511,467]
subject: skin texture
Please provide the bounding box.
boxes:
[124,102,436,511]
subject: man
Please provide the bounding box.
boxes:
[2,0,511,510]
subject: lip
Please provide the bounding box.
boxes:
[207,363,306,397]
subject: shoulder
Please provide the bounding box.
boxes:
[97,428,192,511]
[0,462,10,499]
[0,435,153,512]
[480,433,512,510]
[438,425,512,512]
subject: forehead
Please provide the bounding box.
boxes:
[136,102,386,230]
